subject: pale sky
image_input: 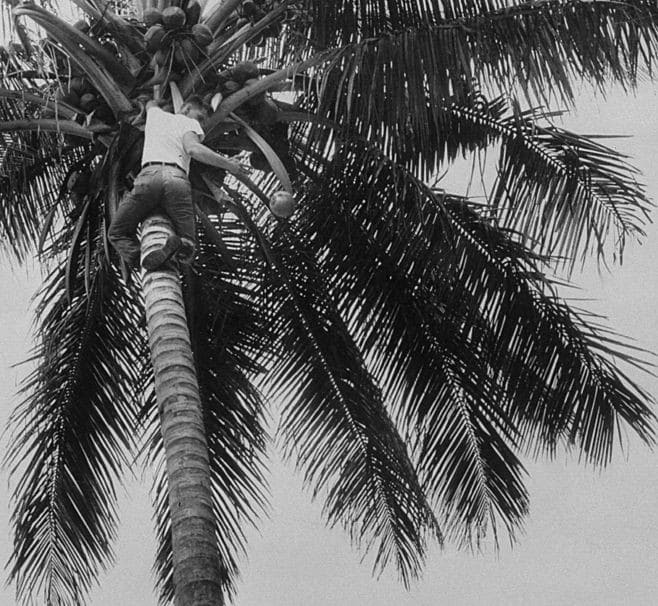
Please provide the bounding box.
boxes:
[1,85,658,605]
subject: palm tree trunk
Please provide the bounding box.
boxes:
[140,214,223,606]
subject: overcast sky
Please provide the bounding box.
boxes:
[1,84,658,605]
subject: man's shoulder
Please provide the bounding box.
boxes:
[146,106,174,123]
[178,115,205,136]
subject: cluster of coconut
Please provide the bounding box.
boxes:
[203,61,278,121]
[54,74,114,122]
[143,4,212,73]
[51,1,296,218]
[238,0,283,46]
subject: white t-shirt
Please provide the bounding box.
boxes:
[141,107,205,174]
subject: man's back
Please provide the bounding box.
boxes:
[142,107,204,174]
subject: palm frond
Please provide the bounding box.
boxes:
[14,4,134,115]
[456,102,652,267]
[0,65,94,261]
[263,222,440,585]
[297,86,649,268]
[4,256,146,606]
[303,2,658,173]
[292,141,655,543]
[304,0,658,104]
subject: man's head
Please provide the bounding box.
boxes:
[179,96,210,123]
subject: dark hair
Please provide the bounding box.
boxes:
[184,95,209,113]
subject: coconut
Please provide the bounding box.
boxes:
[67,171,91,194]
[162,6,186,30]
[269,190,295,218]
[247,34,266,48]
[68,76,88,96]
[222,79,241,94]
[54,87,74,105]
[202,70,220,88]
[179,37,199,61]
[264,22,282,38]
[191,23,213,47]
[253,97,279,124]
[231,61,259,83]
[173,46,187,69]
[79,93,98,112]
[63,90,81,107]
[241,0,258,16]
[250,150,270,171]
[143,7,163,27]
[185,1,202,26]
[94,103,114,122]
[252,7,266,21]
[73,19,90,33]
[145,24,166,51]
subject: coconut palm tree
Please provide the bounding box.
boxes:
[2,0,658,604]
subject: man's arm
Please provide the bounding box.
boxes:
[183,132,250,178]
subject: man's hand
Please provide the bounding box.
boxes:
[224,159,252,180]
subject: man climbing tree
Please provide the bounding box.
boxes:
[3,2,658,606]
[109,94,249,270]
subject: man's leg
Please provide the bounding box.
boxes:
[109,168,161,266]
[162,168,196,265]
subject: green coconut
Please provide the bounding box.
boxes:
[241,0,258,16]
[203,70,220,88]
[179,37,198,59]
[247,34,266,48]
[79,93,97,112]
[173,38,199,68]
[269,190,295,218]
[145,24,166,51]
[59,89,81,108]
[67,171,91,194]
[252,7,267,21]
[162,6,186,30]
[231,61,259,83]
[94,103,114,122]
[68,76,88,96]
[253,96,279,124]
[250,150,271,171]
[185,1,202,26]
[191,23,213,47]
[73,19,90,33]
[222,79,241,94]
[143,7,163,27]
[264,22,282,38]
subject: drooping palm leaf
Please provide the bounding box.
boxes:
[303,0,658,104]
[261,221,441,585]
[4,256,146,606]
[292,142,655,542]
[14,4,134,115]
[448,101,652,267]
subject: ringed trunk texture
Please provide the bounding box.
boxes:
[141,215,224,606]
